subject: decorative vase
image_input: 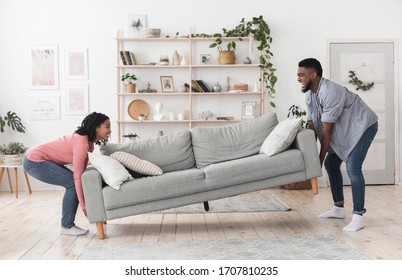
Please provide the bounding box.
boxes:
[180,56,187,65]
[172,51,180,65]
[212,82,222,92]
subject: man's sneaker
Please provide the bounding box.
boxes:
[60,225,89,236]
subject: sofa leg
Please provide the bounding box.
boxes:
[203,201,210,211]
[310,178,318,195]
[96,221,105,239]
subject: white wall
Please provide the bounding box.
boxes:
[1,0,401,190]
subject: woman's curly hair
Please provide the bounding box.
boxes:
[75,112,109,145]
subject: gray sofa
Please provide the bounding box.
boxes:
[82,113,322,239]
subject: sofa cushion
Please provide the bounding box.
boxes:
[110,151,163,176]
[88,152,133,190]
[191,113,279,168]
[101,130,195,172]
[102,168,206,210]
[259,118,302,156]
[203,149,305,190]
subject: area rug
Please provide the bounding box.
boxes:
[153,191,291,214]
[79,235,369,260]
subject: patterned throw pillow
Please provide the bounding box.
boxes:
[110,151,163,176]
[259,118,302,157]
[88,152,133,190]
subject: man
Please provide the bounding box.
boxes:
[297,58,378,231]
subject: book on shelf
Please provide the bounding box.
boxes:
[191,80,203,92]
[124,51,133,65]
[120,51,137,65]
[217,116,235,120]
[120,51,127,65]
[197,80,211,92]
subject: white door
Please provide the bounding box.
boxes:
[330,42,395,185]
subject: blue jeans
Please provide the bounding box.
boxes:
[22,156,78,228]
[324,122,378,215]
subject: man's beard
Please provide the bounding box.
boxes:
[302,80,313,93]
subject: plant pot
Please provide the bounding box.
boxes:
[218,47,236,65]
[2,153,24,166]
[125,84,136,93]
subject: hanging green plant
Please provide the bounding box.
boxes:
[348,70,374,91]
[173,15,277,108]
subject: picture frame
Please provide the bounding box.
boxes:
[29,96,60,120]
[200,54,212,65]
[65,48,88,80]
[65,85,89,115]
[28,45,59,90]
[241,101,257,119]
[160,76,174,93]
[127,14,147,38]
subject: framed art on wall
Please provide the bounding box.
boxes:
[29,96,60,120]
[127,14,147,37]
[28,45,59,90]
[200,54,212,65]
[241,101,257,119]
[160,76,174,93]
[65,85,89,115]
[65,49,88,79]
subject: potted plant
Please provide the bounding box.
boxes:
[137,114,145,121]
[0,111,26,134]
[1,111,27,165]
[121,73,138,93]
[201,16,277,106]
[0,142,28,165]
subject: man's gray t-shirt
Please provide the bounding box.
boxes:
[305,78,378,161]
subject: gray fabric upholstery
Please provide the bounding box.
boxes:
[101,130,195,172]
[81,113,323,226]
[102,168,206,210]
[202,150,305,190]
[190,113,278,168]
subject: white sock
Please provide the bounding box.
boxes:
[60,225,89,236]
[318,206,346,218]
[343,214,364,232]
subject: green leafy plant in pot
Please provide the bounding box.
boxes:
[0,142,28,165]
[0,111,27,165]
[121,73,138,93]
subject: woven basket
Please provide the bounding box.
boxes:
[2,153,24,166]
[234,84,248,91]
[281,180,312,190]
[218,47,236,65]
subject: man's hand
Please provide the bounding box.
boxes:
[319,122,334,166]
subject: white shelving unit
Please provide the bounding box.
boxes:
[116,36,264,141]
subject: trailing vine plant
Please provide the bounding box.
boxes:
[287,105,307,128]
[172,16,277,108]
[348,70,374,91]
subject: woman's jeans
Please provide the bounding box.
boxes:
[22,156,78,228]
[324,121,378,215]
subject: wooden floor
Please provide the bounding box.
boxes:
[0,185,401,260]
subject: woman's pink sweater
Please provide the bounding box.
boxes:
[26,133,94,209]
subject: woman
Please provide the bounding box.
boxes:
[22,112,111,235]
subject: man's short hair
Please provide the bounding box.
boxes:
[298,58,323,77]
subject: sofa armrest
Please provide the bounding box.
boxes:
[82,166,107,223]
[292,129,322,180]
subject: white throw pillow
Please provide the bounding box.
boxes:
[259,118,302,157]
[88,152,133,190]
[110,151,163,176]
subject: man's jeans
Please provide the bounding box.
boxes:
[22,156,78,228]
[324,121,378,215]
